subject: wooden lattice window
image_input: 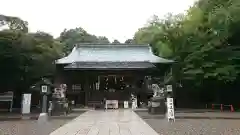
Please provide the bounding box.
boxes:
[72,84,81,91]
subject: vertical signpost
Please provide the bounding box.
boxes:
[38,84,50,124]
[41,85,48,113]
[167,97,175,121]
[166,85,175,122]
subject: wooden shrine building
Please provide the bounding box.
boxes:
[54,43,173,108]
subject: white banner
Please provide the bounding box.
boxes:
[132,98,138,109]
[124,101,129,108]
[167,97,175,121]
[22,94,31,114]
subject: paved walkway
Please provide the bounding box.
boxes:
[50,109,159,135]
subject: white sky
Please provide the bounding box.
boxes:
[0,0,196,42]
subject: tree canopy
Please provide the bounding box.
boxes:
[59,27,110,54]
[134,0,240,82]
[0,30,63,91]
[0,14,28,32]
[133,0,240,105]
[112,39,121,44]
[0,15,112,93]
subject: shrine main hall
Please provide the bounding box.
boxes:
[54,43,173,108]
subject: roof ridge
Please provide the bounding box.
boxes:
[75,43,149,48]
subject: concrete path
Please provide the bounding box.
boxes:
[50,109,159,135]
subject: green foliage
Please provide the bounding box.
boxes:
[134,0,240,86]
[59,28,110,55]
[0,14,116,92]
[112,39,121,44]
[0,29,63,92]
[0,14,28,32]
[124,39,134,44]
[97,36,110,44]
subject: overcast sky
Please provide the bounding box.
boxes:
[1,0,196,42]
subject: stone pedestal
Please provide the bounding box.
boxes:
[38,113,48,124]
[21,115,31,120]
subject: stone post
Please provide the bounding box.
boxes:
[38,84,51,124]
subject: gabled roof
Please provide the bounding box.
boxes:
[55,43,174,64]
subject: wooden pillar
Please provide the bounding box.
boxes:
[171,64,176,105]
[84,74,89,106]
[144,76,149,90]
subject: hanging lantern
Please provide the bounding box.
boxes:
[96,82,100,90]
[104,76,109,90]
[96,76,100,90]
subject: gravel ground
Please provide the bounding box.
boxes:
[0,119,68,135]
[0,111,86,135]
[136,111,240,135]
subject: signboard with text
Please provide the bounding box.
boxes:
[167,97,175,121]
[166,85,172,92]
[22,94,31,114]
[41,85,48,93]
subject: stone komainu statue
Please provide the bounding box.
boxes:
[50,84,69,115]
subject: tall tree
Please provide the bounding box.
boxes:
[124,39,134,44]
[112,39,121,44]
[0,14,28,32]
[97,36,110,43]
[59,28,111,54]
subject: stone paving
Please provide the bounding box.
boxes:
[50,109,159,135]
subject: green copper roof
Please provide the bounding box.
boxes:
[55,43,174,64]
